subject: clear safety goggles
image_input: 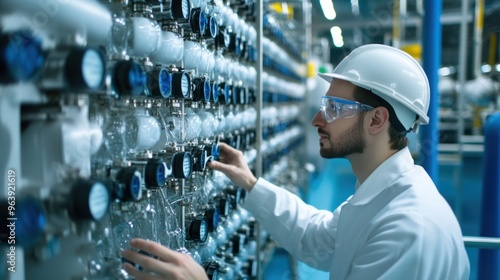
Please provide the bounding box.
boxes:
[320,96,374,123]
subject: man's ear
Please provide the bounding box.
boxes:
[367,107,390,134]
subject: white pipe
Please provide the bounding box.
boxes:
[1,0,112,45]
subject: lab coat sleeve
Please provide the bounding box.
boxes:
[346,211,424,280]
[243,178,341,271]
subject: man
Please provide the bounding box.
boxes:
[121,44,470,279]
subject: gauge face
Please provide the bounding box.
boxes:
[203,80,211,102]
[88,182,110,221]
[199,11,207,35]
[159,69,172,98]
[212,144,220,160]
[156,162,166,186]
[209,17,218,39]
[211,208,221,229]
[81,49,104,89]
[180,73,190,98]
[197,149,207,171]
[128,62,146,96]
[130,173,142,200]
[211,82,219,103]
[199,219,208,242]
[183,153,193,177]
[235,36,241,56]
[181,0,190,20]
[224,84,231,103]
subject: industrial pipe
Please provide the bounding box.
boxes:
[420,0,442,183]
[478,111,500,280]
[0,0,112,45]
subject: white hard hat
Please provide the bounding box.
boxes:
[318,44,430,133]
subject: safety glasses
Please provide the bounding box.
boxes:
[320,96,374,123]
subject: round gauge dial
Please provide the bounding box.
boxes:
[181,0,190,20]
[181,73,189,97]
[88,182,110,220]
[81,49,105,89]
[199,10,207,35]
[203,79,211,102]
[204,208,221,232]
[224,84,231,103]
[145,159,167,188]
[208,16,218,39]
[158,68,171,98]
[70,180,110,221]
[205,262,219,280]
[3,197,46,248]
[172,72,191,99]
[211,81,219,103]
[116,167,143,201]
[0,32,44,83]
[65,48,106,91]
[113,60,145,96]
[211,144,220,160]
[189,216,208,242]
[193,148,207,172]
[172,151,193,178]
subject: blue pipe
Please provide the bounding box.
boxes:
[420,0,442,183]
[478,112,500,280]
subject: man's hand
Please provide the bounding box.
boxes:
[207,142,257,192]
[121,239,208,280]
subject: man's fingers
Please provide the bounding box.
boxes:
[122,262,162,280]
[207,160,229,172]
[129,239,179,264]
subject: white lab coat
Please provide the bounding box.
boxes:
[243,147,470,279]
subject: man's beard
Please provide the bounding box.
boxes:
[319,116,366,158]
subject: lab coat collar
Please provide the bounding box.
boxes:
[349,147,414,206]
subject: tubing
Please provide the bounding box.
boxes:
[478,112,500,280]
[420,0,442,183]
[0,0,111,45]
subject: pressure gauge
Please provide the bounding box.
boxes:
[205,143,220,161]
[0,32,44,84]
[172,72,191,99]
[210,81,219,103]
[216,27,230,49]
[218,82,231,104]
[188,215,208,242]
[217,197,229,217]
[231,233,246,256]
[39,47,106,92]
[192,147,208,172]
[225,31,237,54]
[146,68,171,99]
[116,167,143,202]
[169,0,191,21]
[69,180,110,221]
[145,159,168,188]
[172,151,193,178]
[226,186,242,208]
[192,77,211,102]
[112,60,145,96]
[204,208,221,232]
[190,8,207,35]
[208,16,218,39]
[204,262,219,280]
[79,48,105,89]
[0,197,46,248]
